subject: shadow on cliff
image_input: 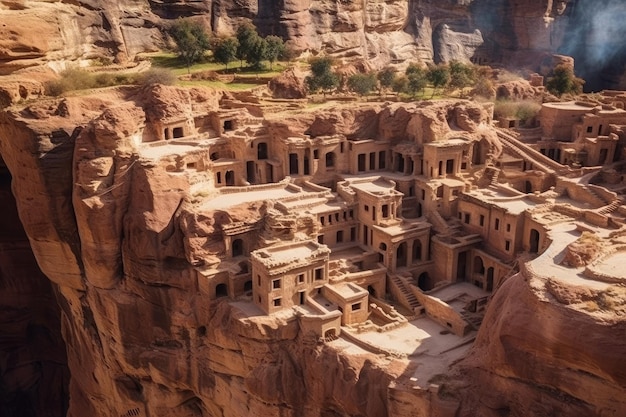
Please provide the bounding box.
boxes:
[0,157,70,417]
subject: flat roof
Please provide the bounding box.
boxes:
[465,190,537,214]
[199,185,303,211]
[139,143,199,159]
[350,179,399,195]
[327,282,368,300]
[264,241,320,262]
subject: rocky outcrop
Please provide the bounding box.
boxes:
[455,272,626,417]
[268,67,307,99]
[0,86,409,417]
[1,85,624,417]
[4,0,624,88]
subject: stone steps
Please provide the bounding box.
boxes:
[599,200,622,215]
[389,274,424,314]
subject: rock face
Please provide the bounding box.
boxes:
[0,87,415,417]
[0,162,69,417]
[1,85,625,417]
[1,0,625,89]
[455,272,626,417]
[268,67,307,99]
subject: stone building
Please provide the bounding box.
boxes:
[135,93,626,342]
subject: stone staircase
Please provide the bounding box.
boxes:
[388,274,424,315]
[497,129,565,173]
[427,210,461,236]
[485,166,501,186]
[582,185,610,207]
[599,200,623,215]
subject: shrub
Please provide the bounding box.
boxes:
[391,75,409,94]
[305,57,339,95]
[347,72,377,96]
[136,68,177,87]
[377,66,396,93]
[44,69,97,96]
[546,64,585,97]
[494,99,541,127]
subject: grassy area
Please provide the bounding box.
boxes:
[143,52,289,80]
[178,80,258,91]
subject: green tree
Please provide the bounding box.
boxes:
[347,72,377,96]
[405,62,424,76]
[392,75,409,94]
[169,19,211,73]
[305,57,339,96]
[213,37,239,70]
[546,64,584,97]
[236,22,259,68]
[427,64,450,98]
[377,66,396,94]
[265,35,285,70]
[404,64,428,97]
[448,61,476,96]
[407,71,428,97]
[247,36,268,70]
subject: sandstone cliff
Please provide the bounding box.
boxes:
[454,271,626,417]
[0,0,606,76]
[1,85,625,417]
[0,87,438,417]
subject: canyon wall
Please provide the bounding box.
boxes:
[0,161,69,417]
[0,89,424,417]
[1,0,619,81]
[1,86,624,417]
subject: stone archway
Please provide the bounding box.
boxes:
[216,283,228,298]
[418,272,432,291]
[412,240,422,262]
[530,229,540,253]
[396,242,407,268]
[232,239,244,257]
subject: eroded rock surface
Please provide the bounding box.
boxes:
[1,84,625,417]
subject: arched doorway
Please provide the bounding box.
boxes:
[324,328,337,340]
[325,152,335,168]
[232,239,243,257]
[225,170,235,186]
[418,272,432,291]
[216,283,228,298]
[529,229,540,253]
[258,142,268,160]
[396,243,407,268]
